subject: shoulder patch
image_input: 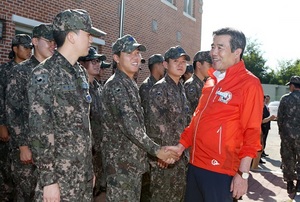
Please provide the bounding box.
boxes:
[32,74,49,85]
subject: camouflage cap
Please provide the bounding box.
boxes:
[193,51,212,64]
[11,34,33,48]
[164,45,190,61]
[112,34,146,54]
[286,75,300,86]
[32,23,54,41]
[53,9,106,37]
[185,64,194,73]
[78,47,106,61]
[100,61,111,69]
[148,54,164,66]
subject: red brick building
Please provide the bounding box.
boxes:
[0,0,203,84]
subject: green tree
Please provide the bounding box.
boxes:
[243,38,270,83]
[275,59,300,85]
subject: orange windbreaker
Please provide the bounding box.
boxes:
[179,60,263,176]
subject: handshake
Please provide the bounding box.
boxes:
[156,144,186,165]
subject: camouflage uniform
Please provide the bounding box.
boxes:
[89,79,105,195]
[146,73,189,202]
[139,75,158,125]
[101,67,161,202]
[184,50,212,122]
[139,76,156,202]
[78,46,107,196]
[184,74,204,118]
[5,23,54,202]
[28,51,93,201]
[0,60,17,202]
[5,56,40,201]
[278,76,300,182]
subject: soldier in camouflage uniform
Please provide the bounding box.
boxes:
[100,34,179,202]
[27,9,106,201]
[182,64,193,83]
[5,23,55,202]
[277,75,300,194]
[139,54,165,202]
[78,47,107,197]
[95,60,111,86]
[146,45,190,202]
[184,51,212,121]
[0,34,32,201]
[139,54,165,120]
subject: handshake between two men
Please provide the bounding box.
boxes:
[156,144,186,168]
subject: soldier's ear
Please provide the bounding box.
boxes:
[66,31,76,45]
[163,61,168,69]
[32,38,39,47]
[113,54,120,63]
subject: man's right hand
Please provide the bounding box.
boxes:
[19,146,33,164]
[43,183,60,202]
[156,146,180,164]
[0,125,10,142]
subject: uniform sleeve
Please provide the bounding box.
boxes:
[6,69,28,146]
[0,66,7,125]
[146,85,168,145]
[108,82,161,156]
[28,69,58,187]
[238,80,264,159]
[277,96,286,133]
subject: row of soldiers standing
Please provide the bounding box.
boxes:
[0,8,213,202]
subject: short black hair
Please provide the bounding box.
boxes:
[213,27,246,60]
[53,30,80,48]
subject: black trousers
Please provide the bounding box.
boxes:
[184,164,233,202]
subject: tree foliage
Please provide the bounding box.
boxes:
[242,38,300,85]
[274,60,300,85]
[243,38,269,83]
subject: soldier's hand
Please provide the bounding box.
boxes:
[19,146,33,164]
[0,125,10,142]
[164,144,185,157]
[43,183,60,202]
[157,159,169,169]
[156,146,179,164]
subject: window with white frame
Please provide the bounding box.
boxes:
[166,0,174,5]
[161,0,177,10]
[184,0,194,16]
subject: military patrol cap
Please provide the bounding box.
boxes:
[78,47,106,61]
[11,34,33,48]
[286,75,300,86]
[100,61,111,69]
[148,54,164,66]
[112,34,146,54]
[164,45,190,61]
[53,9,106,37]
[32,23,54,41]
[193,51,212,64]
[185,64,194,73]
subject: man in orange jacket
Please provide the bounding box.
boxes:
[172,27,264,202]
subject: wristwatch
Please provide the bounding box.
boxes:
[237,170,249,179]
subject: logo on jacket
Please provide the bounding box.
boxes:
[211,159,220,166]
[216,90,232,104]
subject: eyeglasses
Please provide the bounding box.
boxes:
[39,37,55,44]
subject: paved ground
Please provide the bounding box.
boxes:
[95,121,297,202]
[241,121,298,202]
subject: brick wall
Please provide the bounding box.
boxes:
[0,0,202,85]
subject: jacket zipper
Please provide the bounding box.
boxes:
[191,85,217,163]
[217,126,222,154]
